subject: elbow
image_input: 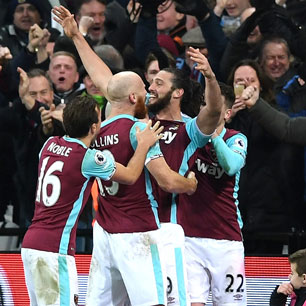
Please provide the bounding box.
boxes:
[225,169,236,176]
[124,176,138,185]
[158,180,177,193]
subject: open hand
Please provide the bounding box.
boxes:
[52,6,79,38]
[187,47,215,79]
[136,119,164,149]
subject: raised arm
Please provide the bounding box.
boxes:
[52,6,112,99]
[18,67,35,110]
[187,47,222,135]
[243,88,306,146]
[112,120,164,185]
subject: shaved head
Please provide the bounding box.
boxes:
[107,71,143,102]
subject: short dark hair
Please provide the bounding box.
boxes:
[27,68,53,90]
[162,67,204,118]
[219,82,235,109]
[63,95,99,138]
[289,248,306,276]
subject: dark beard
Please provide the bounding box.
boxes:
[134,95,148,119]
[146,91,172,115]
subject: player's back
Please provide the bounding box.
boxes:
[93,115,161,234]
[22,136,96,255]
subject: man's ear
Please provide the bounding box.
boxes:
[129,93,136,104]
[90,122,97,135]
[302,273,306,284]
[173,88,184,99]
[224,108,232,121]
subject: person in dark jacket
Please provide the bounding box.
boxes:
[242,87,306,146]
[226,59,305,254]
[270,248,306,306]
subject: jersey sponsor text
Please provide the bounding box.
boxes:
[195,158,225,179]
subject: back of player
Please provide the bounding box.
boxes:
[23,136,110,254]
[22,135,115,305]
[88,114,167,306]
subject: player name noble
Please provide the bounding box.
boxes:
[93,134,119,148]
[47,142,72,157]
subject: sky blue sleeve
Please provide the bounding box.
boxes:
[185,117,212,148]
[130,122,163,164]
[81,149,116,180]
[212,133,248,176]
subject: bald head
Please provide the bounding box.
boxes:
[107,71,144,102]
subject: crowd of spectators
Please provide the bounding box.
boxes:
[0,0,306,255]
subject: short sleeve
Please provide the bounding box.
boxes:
[130,121,163,165]
[81,149,116,180]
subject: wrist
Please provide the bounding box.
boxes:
[79,26,88,36]
[204,73,216,81]
[72,31,84,41]
[27,44,38,53]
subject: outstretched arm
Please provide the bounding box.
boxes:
[52,6,112,99]
[242,88,306,146]
[187,47,222,135]
[112,120,164,185]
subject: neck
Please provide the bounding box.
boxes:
[76,135,91,148]
[108,104,135,119]
[155,104,182,121]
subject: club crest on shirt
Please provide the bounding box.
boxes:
[234,138,246,149]
[94,151,106,165]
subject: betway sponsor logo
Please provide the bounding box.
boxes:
[161,131,177,144]
[195,158,224,179]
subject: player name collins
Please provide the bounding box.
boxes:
[93,134,119,148]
